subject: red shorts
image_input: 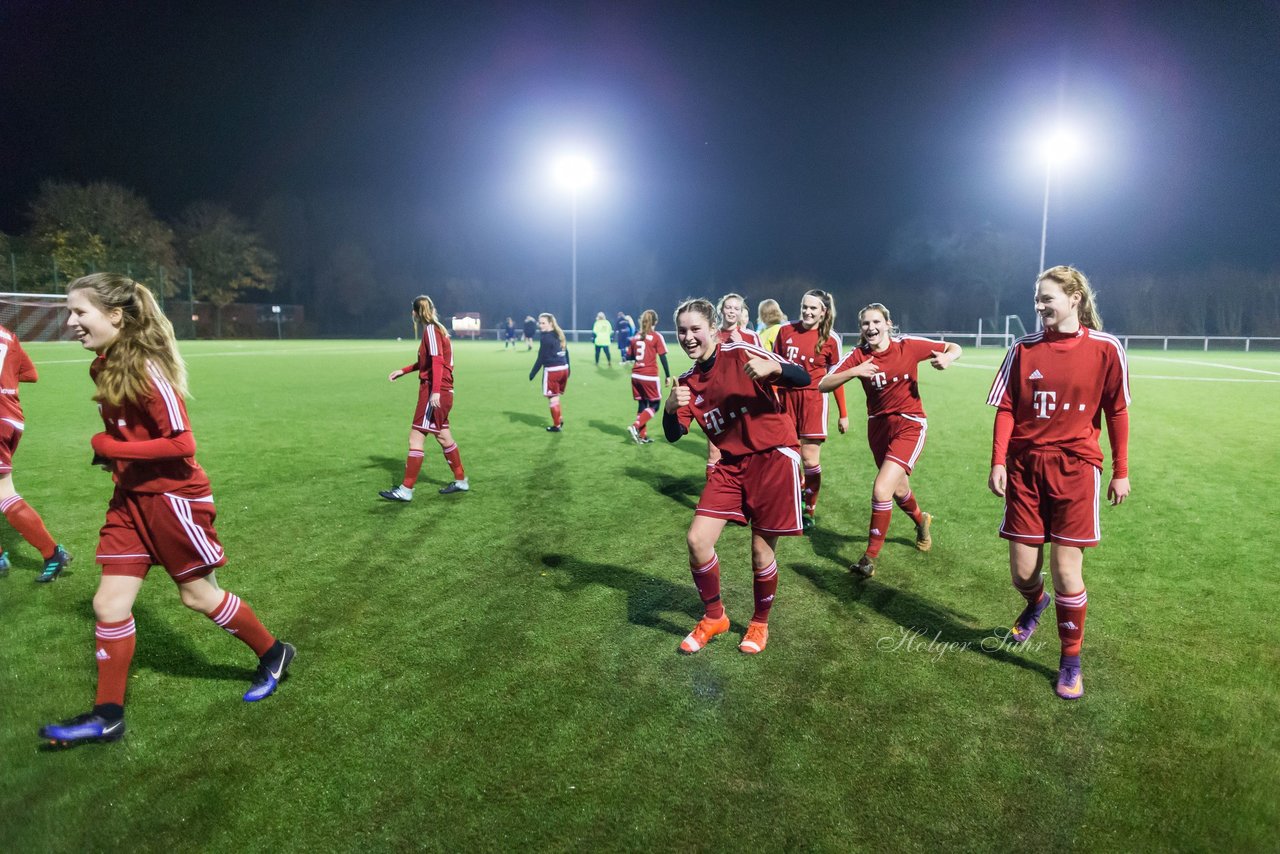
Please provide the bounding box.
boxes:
[867,414,927,474]
[785,388,828,441]
[0,418,23,474]
[542,365,569,397]
[412,387,453,434]
[98,487,228,582]
[1000,449,1102,548]
[630,372,660,402]
[696,446,803,536]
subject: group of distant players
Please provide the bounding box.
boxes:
[14,273,296,749]
[513,265,1129,701]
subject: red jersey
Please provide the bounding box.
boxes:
[771,321,841,381]
[718,327,761,347]
[401,325,454,395]
[627,331,668,376]
[0,324,37,425]
[674,341,799,458]
[832,335,945,418]
[987,328,1130,469]
[91,356,211,495]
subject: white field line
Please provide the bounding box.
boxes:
[34,343,407,366]
[1126,355,1280,377]
[948,361,1280,383]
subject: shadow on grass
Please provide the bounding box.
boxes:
[130,601,247,682]
[364,453,406,482]
[791,562,1056,678]
[588,419,629,440]
[540,553,698,638]
[623,465,700,510]
[504,410,548,428]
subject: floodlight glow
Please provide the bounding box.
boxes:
[1038,126,1083,165]
[553,154,597,192]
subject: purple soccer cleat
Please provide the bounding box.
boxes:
[1010,592,1051,644]
[1056,654,1084,700]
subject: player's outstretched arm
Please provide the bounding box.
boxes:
[818,359,877,393]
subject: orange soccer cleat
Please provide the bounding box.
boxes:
[915,512,933,552]
[679,614,731,654]
[738,621,769,655]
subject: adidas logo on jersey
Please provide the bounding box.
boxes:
[1029,369,1043,380]
[694,395,704,405]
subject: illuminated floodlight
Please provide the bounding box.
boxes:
[553,153,597,192]
[1038,125,1084,166]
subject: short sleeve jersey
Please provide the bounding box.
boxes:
[832,336,945,418]
[771,321,842,383]
[627,331,667,374]
[403,326,454,395]
[0,325,37,424]
[674,341,798,458]
[91,356,211,495]
[718,327,761,347]
[986,328,1130,469]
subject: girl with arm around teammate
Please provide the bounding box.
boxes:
[380,295,468,502]
[772,289,849,530]
[41,273,295,748]
[987,265,1130,701]
[530,313,570,432]
[819,302,961,577]
[663,298,811,656]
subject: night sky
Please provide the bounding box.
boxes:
[4,0,1279,321]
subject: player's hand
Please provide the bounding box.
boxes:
[666,380,690,412]
[729,327,743,343]
[744,357,780,380]
[388,369,403,382]
[1107,476,1130,506]
[988,464,1007,497]
[838,416,849,435]
[929,350,952,370]
[430,392,441,407]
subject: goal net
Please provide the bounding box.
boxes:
[0,292,73,342]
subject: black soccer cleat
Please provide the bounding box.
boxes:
[35,545,71,583]
[40,713,125,747]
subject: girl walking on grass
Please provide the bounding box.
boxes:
[530,313,570,432]
[818,302,962,578]
[624,310,670,444]
[664,298,811,656]
[380,295,468,502]
[40,273,295,748]
[987,265,1130,700]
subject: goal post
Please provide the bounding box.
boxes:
[0,292,73,342]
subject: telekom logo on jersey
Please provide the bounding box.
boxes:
[703,407,727,434]
[870,372,888,389]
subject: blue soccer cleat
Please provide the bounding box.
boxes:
[35,545,71,583]
[1010,592,1052,644]
[244,641,296,702]
[40,713,125,747]
[0,550,10,578]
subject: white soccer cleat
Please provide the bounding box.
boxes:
[378,484,414,502]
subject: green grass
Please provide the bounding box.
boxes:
[2,338,1277,852]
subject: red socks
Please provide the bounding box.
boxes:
[94,616,137,707]
[1055,588,1088,655]
[865,499,893,558]
[752,560,778,624]
[1,494,56,558]
[803,465,822,513]
[207,592,276,657]
[690,554,724,619]
[441,443,465,480]
[894,490,924,525]
[550,403,562,427]
[634,407,655,438]
[1013,574,1045,606]
[402,449,425,488]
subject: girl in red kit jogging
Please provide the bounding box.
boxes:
[380,295,468,502]
[530,312,570,432]
[40,274,295,748]
[819,303,962,577]
[703,293,762,473]
[625,309,670,444]
[664,298,811,656]
[0,323,71,582]
[772,289,849,530]
[987,266,1130,701]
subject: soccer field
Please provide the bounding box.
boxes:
[2,338,1277,851]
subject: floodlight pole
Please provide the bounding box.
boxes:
[570,188,581,342]
[1038,158,1053,276]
